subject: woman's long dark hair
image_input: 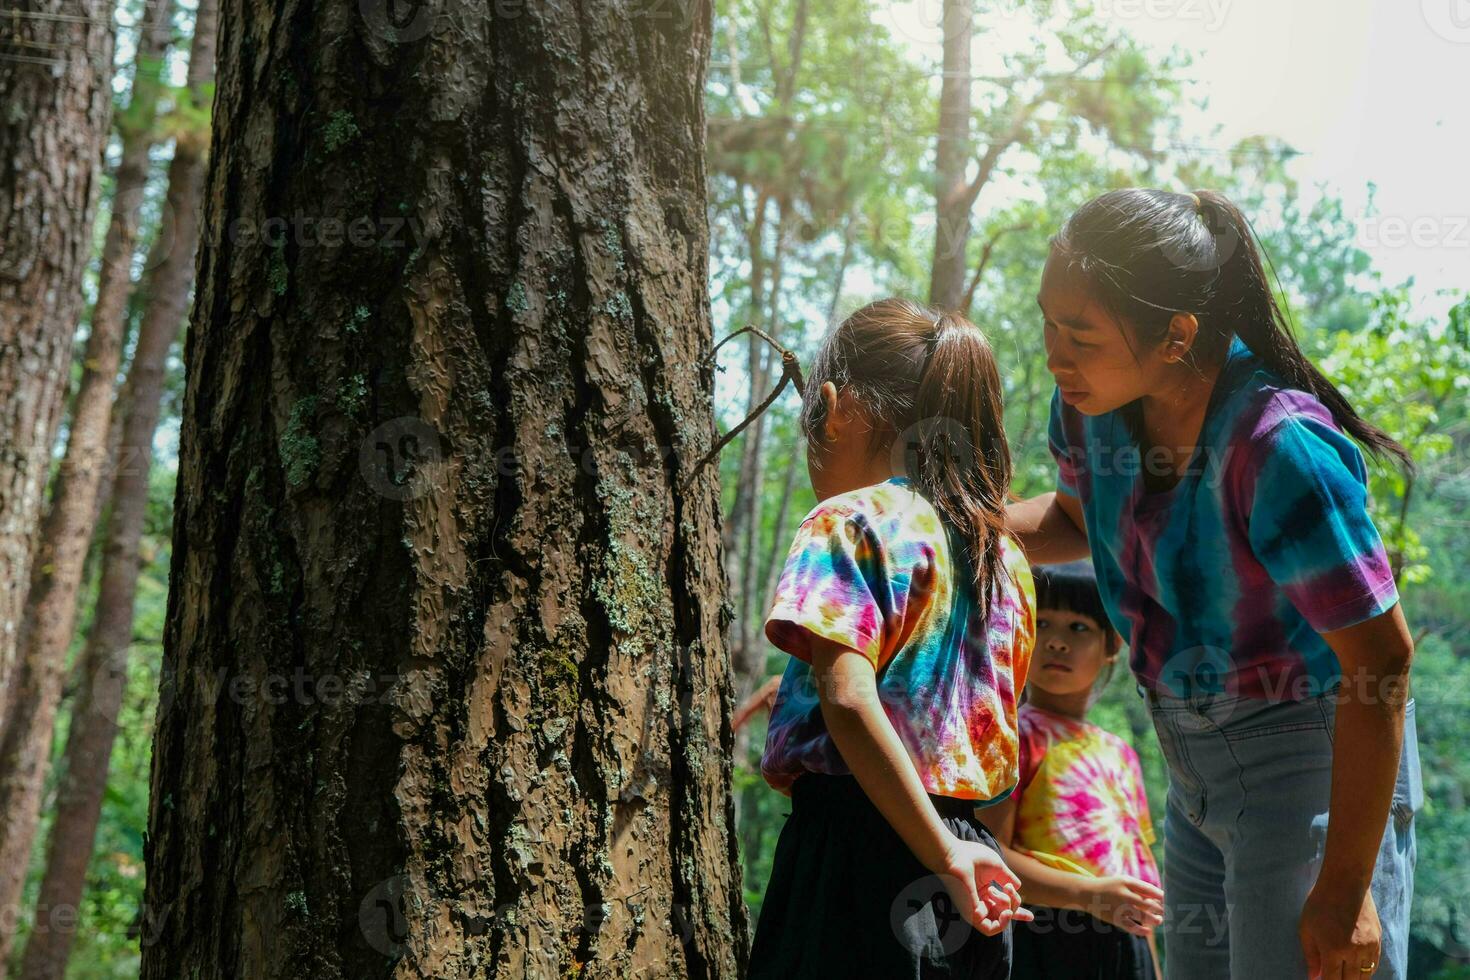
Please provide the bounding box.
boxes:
[1051,188,1412,471]
[801,298,1013,622]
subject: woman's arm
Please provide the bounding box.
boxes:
[975,795,1162,935]
[1299,603,1415,978]
[1005,492,1090,564]
[809,637,1032,935]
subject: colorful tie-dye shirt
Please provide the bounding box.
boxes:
[1011,703,1160,887]
[1049,336,1400,700]
[759,476,1036,801]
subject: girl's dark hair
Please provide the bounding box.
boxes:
[1051,188,1412,471]
[1033,560,1121,691]
[801,298,1013,622]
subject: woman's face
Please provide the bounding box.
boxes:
[1037,249,1181,416]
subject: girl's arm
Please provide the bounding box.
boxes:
[1299,603,1415,978]
[975,795,1163,935]
[1005,492,1090,564]
[809,637,1032,936]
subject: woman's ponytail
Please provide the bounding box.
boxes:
[1194,190,1414,472]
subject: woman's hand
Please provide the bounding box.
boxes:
[936,836,1035,936]
[1300,882,1381,979]
[1081,875,1165,937]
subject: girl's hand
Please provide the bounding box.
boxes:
[936,835,1036,936]
[1081,875,1165,936]
[1300,881,1381,979]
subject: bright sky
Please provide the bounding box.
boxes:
[878,0,1470,319]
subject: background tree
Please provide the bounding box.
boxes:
[0,3,180,962]
[0,0,115,732]
[15,0,217,974]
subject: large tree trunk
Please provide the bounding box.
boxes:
[17,3,216,976]
[0,0,115,736]
[140,0,745,976]
[928,0,973,311]
[0,2,176,961]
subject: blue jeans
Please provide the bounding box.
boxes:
[1143,685,1421,979]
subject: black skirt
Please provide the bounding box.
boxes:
[748,773,1012,980]
[1011,905,1155,980]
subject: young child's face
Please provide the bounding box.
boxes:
[1029,605,1114,697]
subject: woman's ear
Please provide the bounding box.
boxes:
[1163,312,1200,363]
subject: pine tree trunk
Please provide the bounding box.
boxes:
[0,2,177,959]
[17,2,216,975]
[928,0,973,311]
[141,0,745,976]
[0,0,115,738]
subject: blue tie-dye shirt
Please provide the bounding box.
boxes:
[1049,337,1400,700]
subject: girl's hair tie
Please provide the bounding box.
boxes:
[1187,192,1202,212]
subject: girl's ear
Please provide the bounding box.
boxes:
[1163,312,1200,363]
[819,381,840,440]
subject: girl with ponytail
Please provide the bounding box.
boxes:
[1007,188,1421,979]
[749,299,1038,978]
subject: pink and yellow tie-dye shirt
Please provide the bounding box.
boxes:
[1010,703,1161,887]
[759,476,1035,801]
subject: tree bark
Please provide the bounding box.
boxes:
[928,0,973,311]
[18,2,215,975]
[0,0,115,737]
[140,0,745,976]
[0,2,176,963]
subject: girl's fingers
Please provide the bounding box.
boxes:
[963,878,989,933]
[994,863,1022,892]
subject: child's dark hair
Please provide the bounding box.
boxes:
[801,298,1012,622]
[1033,561,1117,648]
[1033,560,1120,688]
[1051,188,1412,472]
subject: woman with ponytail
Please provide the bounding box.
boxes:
[749,299,1038,978]
[1007,189,1421,979]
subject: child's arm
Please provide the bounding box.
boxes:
[732,675,782,732]
[809,637,1032,936]
[975,795,1163,936]
[1005,492,1090,564]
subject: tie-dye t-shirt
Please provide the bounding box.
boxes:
[1011,703,1160,886]
[759,476,1036,801]
[1049,336,1400,700]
